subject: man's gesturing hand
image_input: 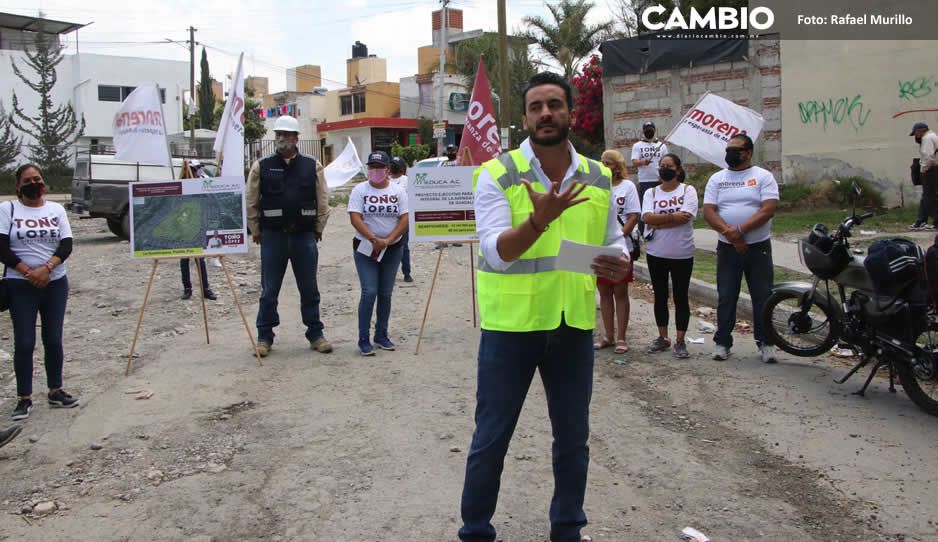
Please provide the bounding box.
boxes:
[521,178,589,230]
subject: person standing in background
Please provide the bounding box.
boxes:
[631,121,668,233]
[389,156,413,282]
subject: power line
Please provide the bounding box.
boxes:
[200,42,467,111]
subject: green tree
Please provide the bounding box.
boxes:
[243,86,265,143]
[10,16,85,172]
[391,142,430,166]
[0,101,22,170]
[198,48,214,130]
[521,0,615,80]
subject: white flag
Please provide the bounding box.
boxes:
[214,53,246,178]
[324,137,365,188]
[112,84,171,167]
[664,92,764,168]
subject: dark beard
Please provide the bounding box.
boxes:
[529,123,569,146]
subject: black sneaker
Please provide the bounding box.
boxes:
[0,425,22,448]
[403,274,413,283]
[203,289,217,301]
[909,221,926,231]
[181,288,193,300]
[11,399,32,420]
[48,390,79,409]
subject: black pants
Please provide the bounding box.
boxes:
[923,167,938,225]
[180,258,210,291]
[646,254,693,331]
[637,181,660,235]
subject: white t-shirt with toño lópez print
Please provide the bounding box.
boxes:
[0,200,72,281]
[348,181,408,244]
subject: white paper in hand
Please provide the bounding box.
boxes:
[556,239,623,275]
[357,239,386,262]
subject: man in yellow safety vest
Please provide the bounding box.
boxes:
[458,72,632,542]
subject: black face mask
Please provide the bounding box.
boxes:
[389,165,401,175]
[725,149,745,168]
[658,167,677,182]
[916,137,923,144]
[19,182,44,200]
[643,130,655,139]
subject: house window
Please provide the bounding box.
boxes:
[98,85,166,103]
[353,92,366,113]
[340,95,353,115]
[98,85,121,102]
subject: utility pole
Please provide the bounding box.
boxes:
[497,0,510,150]
[188,26,197,154]
[437,0,449,157]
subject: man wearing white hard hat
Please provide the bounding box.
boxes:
[246,115,332,357]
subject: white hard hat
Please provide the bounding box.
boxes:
[273,115,299,133]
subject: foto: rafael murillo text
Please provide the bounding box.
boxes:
[798,14,913,25]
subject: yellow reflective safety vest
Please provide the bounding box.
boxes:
[472,149,612,332]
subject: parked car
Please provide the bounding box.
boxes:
[67,150,217,239]
[414,157,450,168]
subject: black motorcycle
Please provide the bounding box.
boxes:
[762,187,938,416]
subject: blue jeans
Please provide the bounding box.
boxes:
[400,231,411,276]
[714,240,774,348]
[256,231,324,344]
[179,258,210,291]
[353,241,403,343]
[8,277,69,397]
[459,322,593,542]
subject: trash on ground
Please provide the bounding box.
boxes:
[686,337,705,344]
[859,230,878,236]
[830,345,856,358]
[680,527,711,542]
[611,359,626,365]
[696,321,715,333]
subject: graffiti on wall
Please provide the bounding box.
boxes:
[797,95,872,132]
[894,75,938,118]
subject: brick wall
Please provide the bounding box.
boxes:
[603,38,782,180]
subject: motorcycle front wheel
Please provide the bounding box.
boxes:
[897,353,938,417]
[763,290,840,357]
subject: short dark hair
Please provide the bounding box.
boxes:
[15,163,42,184]
[659,153,686,184]
[729,133,754,150]
[522,72,573,112]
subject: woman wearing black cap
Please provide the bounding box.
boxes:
[389,156,413,282]
[348,151,409,356]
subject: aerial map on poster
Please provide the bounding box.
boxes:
[129,177,248,258]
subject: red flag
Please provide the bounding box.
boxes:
[456,56,501,166]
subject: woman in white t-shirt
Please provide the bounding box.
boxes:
[348,151,409,357]
[641,153,698,359]
[0,164,78,420]
[595,150,640,354]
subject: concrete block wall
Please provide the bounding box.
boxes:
[603,38,782,179]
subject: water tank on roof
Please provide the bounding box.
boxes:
[352,41,368,59]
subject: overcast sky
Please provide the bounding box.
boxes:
[4,0,617,94]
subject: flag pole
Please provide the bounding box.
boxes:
[156,82,176,180]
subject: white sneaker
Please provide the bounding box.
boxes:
[760,344,777,364]
[712,345,730,361]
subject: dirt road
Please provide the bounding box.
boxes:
[0,207,936,541]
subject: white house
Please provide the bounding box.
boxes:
[0,12,188,164]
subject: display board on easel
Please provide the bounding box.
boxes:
[124,167,261,374]
[407,165,479,354]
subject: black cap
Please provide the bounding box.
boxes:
[366,150,390,166]
[390,156,406,169]
[642,121,655,128]
[910,122,929,136]
[446,144,457,152]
